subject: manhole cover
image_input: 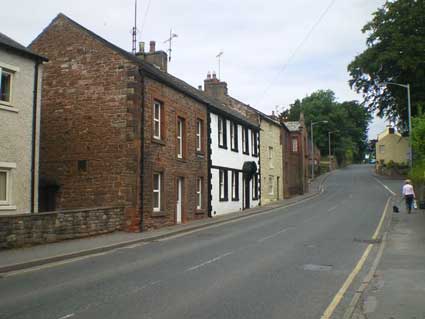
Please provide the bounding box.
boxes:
[353,238,382,244]
[303,264,333,271]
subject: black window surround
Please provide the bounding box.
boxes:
[251,131,258,157]
[218,117,228,149]
[230,122,239,152]
[242,127,249,155]
[231,170,239,201]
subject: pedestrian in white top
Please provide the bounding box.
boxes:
[402,179,416,214]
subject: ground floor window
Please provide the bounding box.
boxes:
[153,172,162,212]
[219,169,228,201]
[252,173,259,200]
[0,163,15,207]
[268,175,274,195]
[231,170,239,201]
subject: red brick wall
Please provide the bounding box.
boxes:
[141,77,208,230]
[30,16,142,231]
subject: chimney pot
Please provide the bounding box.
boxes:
[212,71,217,79]
[149,41,156,53]
[207,72,211,79]
[139,41,145,53]
[198,85,202,90]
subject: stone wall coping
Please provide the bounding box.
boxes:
[0,206,126,218]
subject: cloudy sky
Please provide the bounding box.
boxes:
[2,0,387,138]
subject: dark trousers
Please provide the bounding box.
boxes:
[405,195,414,213]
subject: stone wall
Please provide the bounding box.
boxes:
[0,206,124,249]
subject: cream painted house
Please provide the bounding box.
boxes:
[376,127,409,166]
[259,115,284,205]
[0,33,47,214]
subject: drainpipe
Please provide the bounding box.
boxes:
[139,69,145,231]
[30,61,40,213]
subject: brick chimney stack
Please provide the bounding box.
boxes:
[204,71,228,101]
[136,40,168,72]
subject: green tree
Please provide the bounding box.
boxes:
[348,0,425,129]
[281,90,372,164]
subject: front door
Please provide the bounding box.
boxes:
[244,176,250,209]
[276,176,280,200]
[176,177,183,224]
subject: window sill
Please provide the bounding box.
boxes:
[231,148,239,153]
[195,209,206,214]
[218,145,228,150]
[242,151,249,155]
[231,198,239,202]
[0,205,17,211]
[152,138,166,146]
[196,151,205,158]
[0,104,18,113]
[176,158,187,163]
[152,210,167,217]
[219,198,229,202]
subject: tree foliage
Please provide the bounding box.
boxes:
[281,90,372,164]
[347,0,425,129]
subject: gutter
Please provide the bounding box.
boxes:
[30,61,40,213]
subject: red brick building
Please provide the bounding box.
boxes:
[282,115,309,197]
[31,14,211,231]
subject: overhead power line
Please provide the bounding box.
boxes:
[256,0,338,105]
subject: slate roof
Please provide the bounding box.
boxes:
[285,121,301,132]
[0,32,47,61]
[33,13,258,129]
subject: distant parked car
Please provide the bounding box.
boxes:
[369,159,376,164]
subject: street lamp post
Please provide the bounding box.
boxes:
[328,130,339,171]
[382,82,412,169]
[310,120,328,179]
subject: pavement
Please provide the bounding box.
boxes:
[351,175,425,319]
[0,165,390,319]
[0,172,328,273]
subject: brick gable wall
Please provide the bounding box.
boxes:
[30,16,142,230]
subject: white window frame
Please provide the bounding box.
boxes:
[292,138,298,152]
[177,117,183,158]
[231,171,238,200]
[196,119,202,152]
[219,169,226,200]
[218,117,224,147]
[153,173,162,212]
[197,177,202,209]
[269,146,274,168]
[0,162,16,209]
[0,63,17,107]
[230,122,237,150]
[153,101,161,140]
[268,175,274,195]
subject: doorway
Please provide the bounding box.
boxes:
[276,176,280,200]
[176,177,183,224]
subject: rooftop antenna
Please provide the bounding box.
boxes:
[164,29,178,61]
[131,0,138,54]
[216,51,223,79]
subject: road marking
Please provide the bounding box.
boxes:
[373,177,397,196]
[327,206,337,213]
[186,252,233,272]
[58,314,75,319]
[320,196,391,319]
[257,227,292,243]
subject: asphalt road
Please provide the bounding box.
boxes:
[0,165,390,319]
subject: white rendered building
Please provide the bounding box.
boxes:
[208,108,260,216]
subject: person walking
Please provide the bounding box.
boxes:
[402,179,416,214]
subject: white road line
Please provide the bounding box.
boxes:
[58,314,75,319]
[327,205,337,212]
[373,177,397,196]
[257,227,292,243]
[186,252,233,272]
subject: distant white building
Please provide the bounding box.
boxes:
[208,106,260,216]
[0,33,47,214]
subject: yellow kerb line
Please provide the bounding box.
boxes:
[320,196,390,319]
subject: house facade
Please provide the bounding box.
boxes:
[30,14,209,231]
[284,115,308,196]
[259,115,284,205]
[0,33,47,215]
[203,74,260,215]
[376,127,409,166]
